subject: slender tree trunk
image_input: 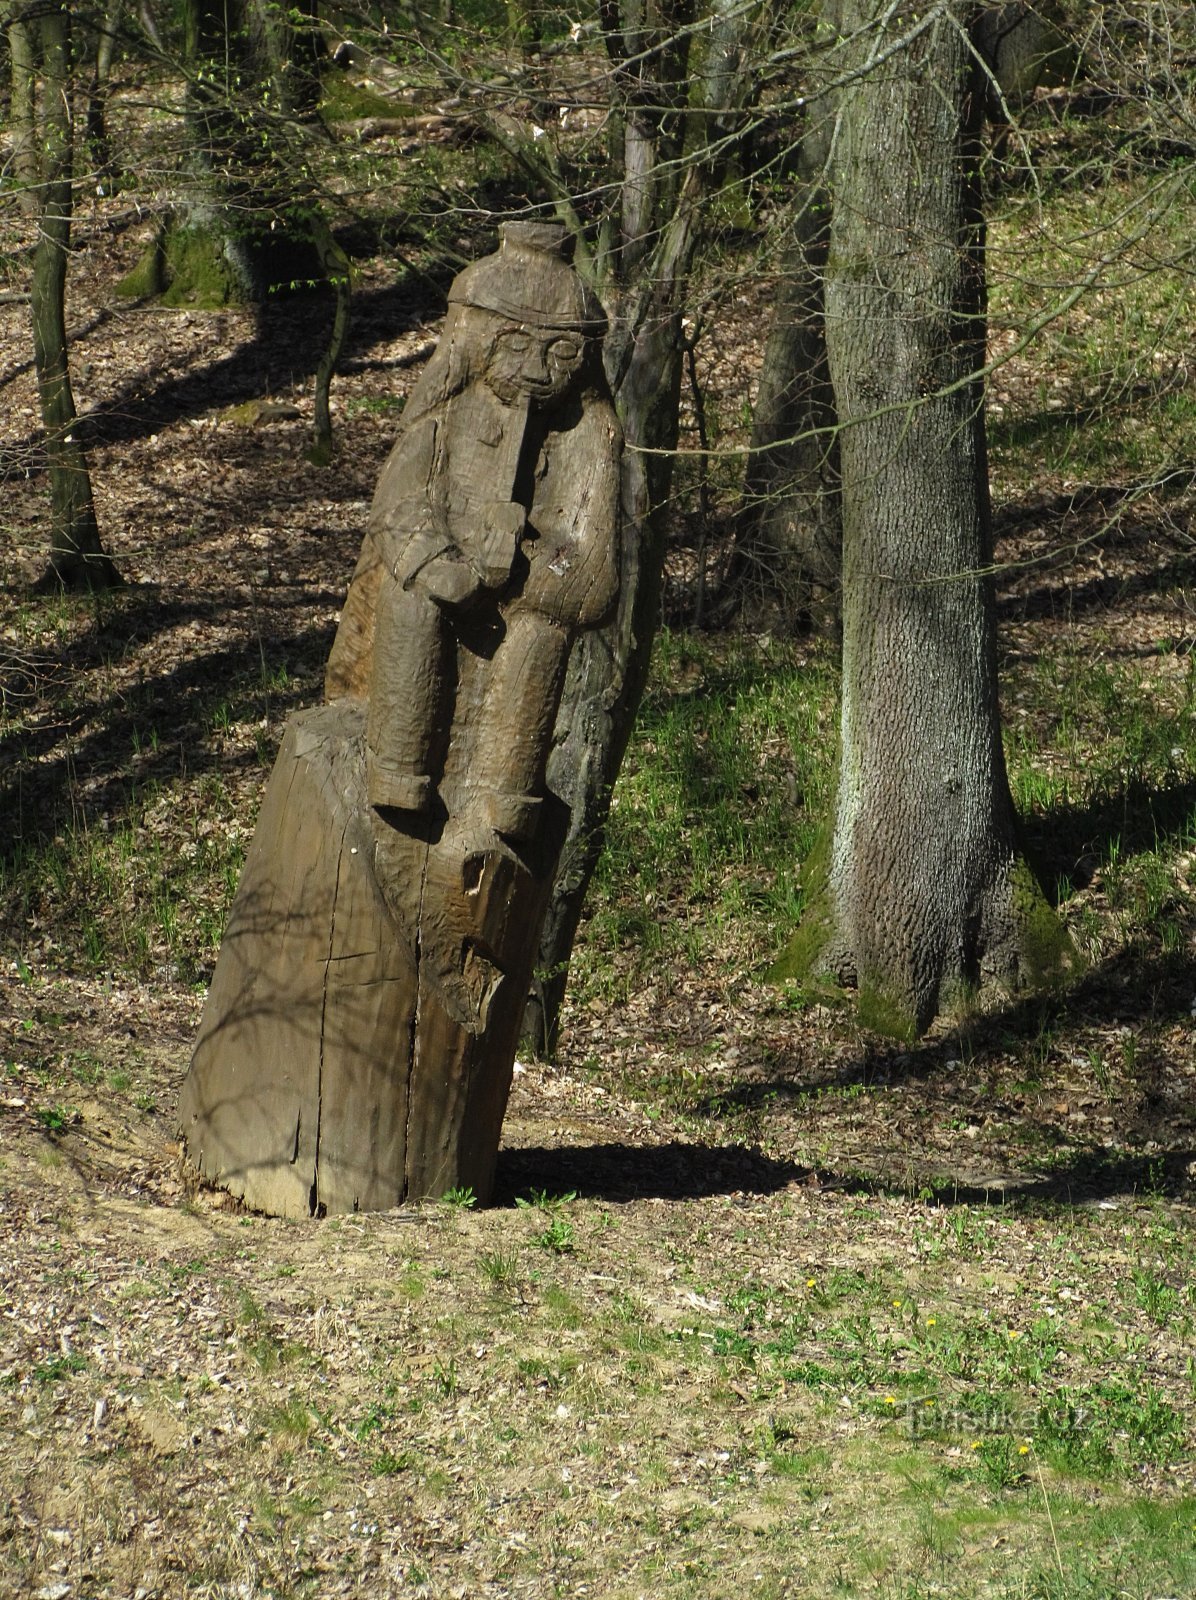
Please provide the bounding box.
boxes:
[771,0,1071,1036]
[521,0,759,1054]
[84,0,122,179]
[736,113,840,626]
[26,0,120,592]
[309,210,351,465]
[8,5,40,216]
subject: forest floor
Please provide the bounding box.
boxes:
[3,163,1196,1600]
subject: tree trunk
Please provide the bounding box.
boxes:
[736,112,840,627]
[127,0,323,306]
[84,0,121,180]
[770,0,1072,1037]
[8,5,40,216]
[520,0,760,1055]
[25,0,120,592]
[521,287,681,1054]
[306,209,351,465]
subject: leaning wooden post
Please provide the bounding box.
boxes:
[179,222,621,1215]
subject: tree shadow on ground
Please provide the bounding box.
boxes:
[825,1144,1196,1208]
[998,547,1196,629]
[86,274,441,450]
[0,608,335,862]
[666,945,1195,1201]
[1024,771,1196,888]
[988,373,1188,458]
[2,262,450,469]
[494,1135,1195,1209]
[494,1138,806,1204]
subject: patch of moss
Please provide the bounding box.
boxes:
[114,230,166,299]
[766,826,832,984]
[856,979,917,1043]
[1011,855,1080,989]
[160,224,244,309]
[319,76,408,125]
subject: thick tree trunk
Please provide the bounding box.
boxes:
[125,0,323,306]
[771,0,1071,1036]
[26,0,120,592]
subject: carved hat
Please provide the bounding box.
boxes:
[448,221,607,335]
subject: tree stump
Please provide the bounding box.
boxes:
[180,222,621,1215]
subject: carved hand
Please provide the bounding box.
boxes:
[477,500,528,590]
[410,547,484,607]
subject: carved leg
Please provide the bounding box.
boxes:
[366,575,449,813]
[466,608,571,841]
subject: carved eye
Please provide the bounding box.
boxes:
[548,338,582,367]
[502,332,534,358]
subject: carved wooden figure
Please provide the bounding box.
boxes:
[179,223,621,1216]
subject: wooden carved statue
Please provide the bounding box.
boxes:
[179,222,621,1216]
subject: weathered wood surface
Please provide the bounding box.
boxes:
[180,702,556,1215]
[181,222,621,1215]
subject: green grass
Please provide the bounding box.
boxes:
[988,170,1196,487]
[574,629,837,1003]
[1,778,247,982]
[4,1180,1195,1599]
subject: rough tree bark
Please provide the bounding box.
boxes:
[734,0,1075,625]
[14,0,121,591]
[770,0,1072,1036]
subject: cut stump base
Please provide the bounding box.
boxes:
[179,702,549,1217]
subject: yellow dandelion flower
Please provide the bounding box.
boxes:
[1008,1329,1021,1340]
[885,1396,897,1406]
[806,1278,816,1289]
[926,1317,937,1327]
[892,1299,902,1309]
[1018,1446,1030,1455]
[971,1441,982,1450]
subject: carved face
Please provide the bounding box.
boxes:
[483,326,586,404]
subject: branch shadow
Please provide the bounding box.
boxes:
[1023,772,1196,890]
[85,274,442,451]
[650,944,1196,1206]
[998,549,1196,629]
